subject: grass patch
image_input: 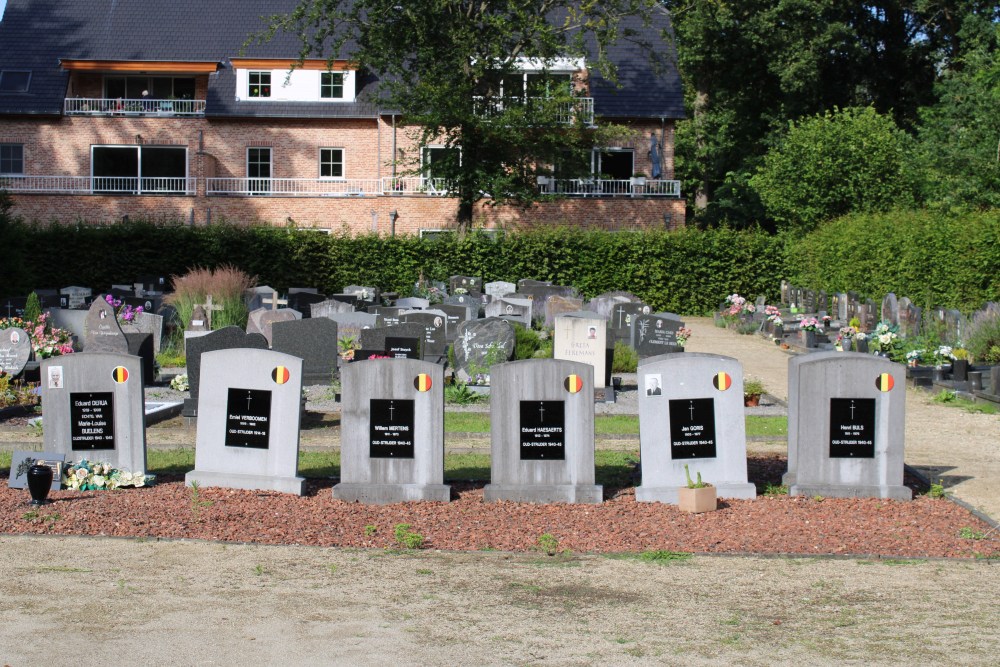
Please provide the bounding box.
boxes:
[932,390,998,414]
[605,550,692,564]
[746,415,787,437]
[0,451,11,469]
[442,413,786,438]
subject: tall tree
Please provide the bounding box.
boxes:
[255,0,668,231]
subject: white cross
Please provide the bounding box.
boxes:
[245,391,253,412]
[849,401,856,420]
[388,401,395,420]
[538,403,546,423]
[689,401,695,420]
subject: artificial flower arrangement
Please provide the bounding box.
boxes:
[905,349,926,366]
[61,459,154,491]
[0,313,75,359]
[104,294,144,325]
[764,305,782,322]
[869,321,902,359]
[724,293,756,316]
[798,316,821,331]
[676,327,693,346]
[933,345,956,367]
[170,374,189,392]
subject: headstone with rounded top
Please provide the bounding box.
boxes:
[0,327,32,377]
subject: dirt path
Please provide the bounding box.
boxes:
[1,535,998,666]
[686,317,1000,521]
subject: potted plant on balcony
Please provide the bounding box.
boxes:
[678,464,716,513]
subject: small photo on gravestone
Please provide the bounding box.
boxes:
[646,374,663,396]
[369,399,415,458]
[519,400,566,460]
[225,388,272,449]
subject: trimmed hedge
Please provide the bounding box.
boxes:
[1,222,786,316]
[785,209,1000,313]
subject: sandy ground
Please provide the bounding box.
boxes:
[1,535,998,666]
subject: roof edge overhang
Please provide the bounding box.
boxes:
[60,60,220,73]
[229,58,358,71]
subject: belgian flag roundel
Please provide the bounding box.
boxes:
[414,374,432,392]
[713,371,732,391]
[111,366,129,384]
[876,373,894,392]
[564,374,584,394]
[272,366,290,384]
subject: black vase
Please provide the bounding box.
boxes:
[27,464,53,505]
[952,359,969,382]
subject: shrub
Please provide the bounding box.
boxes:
[22,292,41,323]
[167,265,256,330]
[611,341,638,373]
[966,304,1000,364]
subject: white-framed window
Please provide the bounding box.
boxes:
[0,70,31,93]
[0,143,24,175]
[319,148,344,179]
[248,71,271,98]
[247,147,272,194]
[321,72,344,99]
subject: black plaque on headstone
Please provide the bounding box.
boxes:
[70,392,115,450]
[829,398,876,458]
[225,388,272,449]
[668,398,717,459]
[386,336,420,360]
[519,400,565,460]
[369,399,415,458]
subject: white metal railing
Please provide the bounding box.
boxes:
[537,177,681,197]
[473,96,595,125]
[206,178,383,197]
[64,97,206,116]
[381,177,451,196]
[0,175,196,195]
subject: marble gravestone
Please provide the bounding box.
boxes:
[586,292,639,321]
[449,275,482,295]
[182,327,269,418]
[553,311,608,389]
[270,318,339,385]
[311,298,356,318]
[484,297,532,327]
[635,353,756,503]
[256,308,303,347]
[333,359,449,503]
[544,295,585,328]
[0,327,32,376]
[368,306,405,326]
[453,317,516,384]
[631,313,685,358]
[399,310,448,360]
[40,352,147,474]
[358,323,425,359]
[484,359,602,504]
[608,302,652,344]
[60,286,92,309]
[436,303,475,342]
[784,352,910,500]
[881,293,899,327]
[484,281,516,300]
[186,349,305,495]
[286,291,327,317]
[83,298,129,354]
[394,297,430,310]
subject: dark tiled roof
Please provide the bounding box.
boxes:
[0,0,683,119]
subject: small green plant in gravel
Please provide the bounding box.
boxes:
[763,483,789,496]
[928,481,947,498]
[444,382,488,405]
[364,524,378,537]
[959,527,987,540]
[189,481,213,519]
[537,533,560,556]
[393,523,425,549]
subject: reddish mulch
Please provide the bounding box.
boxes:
[3,457,997,559]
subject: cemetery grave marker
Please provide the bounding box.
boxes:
[333,359,449,503]
[631,313,685,358]
[0,327,32,377]
[484,281,516,300]
[182,327,269,417]
[453,317,516,384]
[270,318,339,385]
[311,298,356,318]
[60,286,92,309]
[83,298,129,354]
[609,302,652,344]
[449,275,482,295]
[8,450,65,491]
[544,295,585,328]
[186,349,305,495]
[635,353,756,503]
[399,310,448,360]
[553,311,608,389]
[484,359,602,504]
[484,296,532,327]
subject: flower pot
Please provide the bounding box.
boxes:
[744,394,761,407]
[27,464,54,505]
[855,339,869,354]
[952,359,969,382]
[800,330,817,348]
[678,485,716,513]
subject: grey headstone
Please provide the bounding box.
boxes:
[784,352,910,500]
[817,291,828,314]
[484,281,516,299]
[834,293,849,322]
[368,306,405,326]
[553,311,608,389]
[257,309,303,346]
[586,292,640,321]
[454,318,516,384]
[802,290,816,314]
[333,359,449,503]
[359,323,426,358]
[632,313,685,358]
[44,308,87,343]
[484,297,532,327]
[271,318,339,385]
[187,305,210,332]
[860,300,878,331]
[186,349,305,495]
[128,311,164,354]
[608,302,652,344]
[287,291,328,316]
[544,295,585,328]
[343,285,380,305]
[40,352,147,474]
[517,279,551,290]
[636,353,756,502]
[436,304,475,342]
[310,299,356,319]
[183,327,269,417]
[881,294,899,327]
[60,286,92,309]
[394,297,430,310]
[780,280,790,306]
[943,309,965,345]
[484,359,601,504]
[0,327,32,376]
[517,285,579,325]
[8,450,65,491]
[244,285,279,312]
[83,298,129,354]
[449,275,482,295]
[325,312,381,346]
[897,298,921,338]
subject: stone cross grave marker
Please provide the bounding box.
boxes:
[784,351,910,500]
[40,352,147,474]
[333,359,449,503]
[635,353,756,503]
[484,359,602,504]
[186,349,305,495]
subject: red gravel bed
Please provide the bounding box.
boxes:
[3,472,997,560]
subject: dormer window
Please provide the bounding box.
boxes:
[0,70,31,93]
[321,72,344,99]
[248,71,271,98]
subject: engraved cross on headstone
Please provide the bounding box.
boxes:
[246,391,254,412]
[388,401,395,420]
[538,403,546,422]
[689,401,695,420]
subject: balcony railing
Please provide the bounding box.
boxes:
[206,178,383,197]
[538,177,681,197]
[0,175,196,195]
[64,97,206,116]
[381,177,451,196]
[473,96,595,126]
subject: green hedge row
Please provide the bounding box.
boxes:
[0,222,785,316]
[785,209,1000,313]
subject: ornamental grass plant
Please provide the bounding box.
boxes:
[167,265,256,331]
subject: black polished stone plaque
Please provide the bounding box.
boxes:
[519,400,565,460]
[386,336,420,360]
[369,399,414,458]
[225,388,272,449]
[70,392,115,450]
[829,398,876,458]
[668,398,717,459]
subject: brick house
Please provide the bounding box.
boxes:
[0,1,685,234]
